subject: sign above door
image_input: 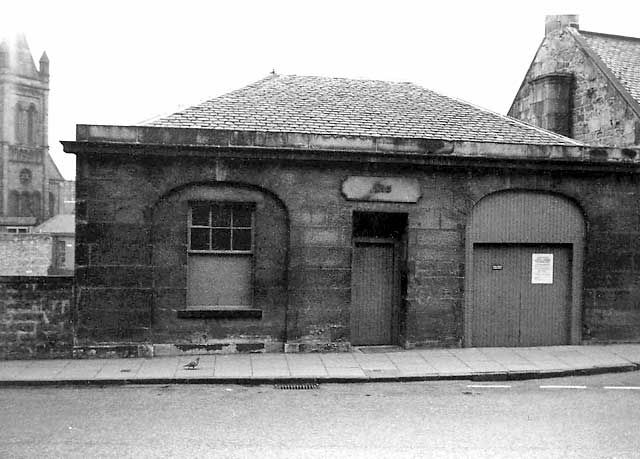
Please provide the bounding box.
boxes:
[342,176,421,203]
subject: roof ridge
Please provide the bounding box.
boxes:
[279,73,415,85]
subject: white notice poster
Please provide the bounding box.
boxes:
[532,253,553,284]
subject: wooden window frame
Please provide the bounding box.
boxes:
[188,202,255,255]
[181,201,261,318]
[6,227,30,234]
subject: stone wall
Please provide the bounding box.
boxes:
[0,233,53,276]
[0,276,73,359]
[73,149,640,351]
[509,28,640,147]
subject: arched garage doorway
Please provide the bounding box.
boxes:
[465,190,585,347]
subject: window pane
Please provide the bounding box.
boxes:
[190,228,210,250]
[233,229,252,251]
[211,229,231,250]
[233,207,252,227]
[211,205,231,227]
[191,204,209,226]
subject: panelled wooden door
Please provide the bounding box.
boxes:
[472,244,571,346]
[351,241,397,345]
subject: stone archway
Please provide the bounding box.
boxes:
[464,190,586,347]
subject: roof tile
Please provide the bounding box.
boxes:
[580,31,640,104]
[146,74,579,146]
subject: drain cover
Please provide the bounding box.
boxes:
[275,383,319,390]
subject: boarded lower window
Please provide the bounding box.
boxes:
[187,202,254,308]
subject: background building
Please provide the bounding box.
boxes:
[509,14,640,147]
[0,33,73,233]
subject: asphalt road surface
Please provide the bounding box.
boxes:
[1,371,640,458]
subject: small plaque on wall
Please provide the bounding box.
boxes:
[342,177,421,203]
[532,253,553,284]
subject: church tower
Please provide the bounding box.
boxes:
[0,33,63,231]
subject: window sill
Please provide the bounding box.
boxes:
[177,308,262,319]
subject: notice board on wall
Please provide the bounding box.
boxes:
[532,253,553,284]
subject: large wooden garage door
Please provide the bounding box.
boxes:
[351,242,396,345]
[472,244,571,346]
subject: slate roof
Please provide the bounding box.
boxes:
[34,214,75,235]
[146,74,579,146]
[579,31,640,104]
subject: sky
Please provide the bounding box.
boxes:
[2,0,639,180]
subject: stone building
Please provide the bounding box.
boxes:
[63,74,640,356]
[509,15,640,147]
[0,34,70,232]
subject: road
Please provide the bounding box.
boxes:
[1,371,640,458]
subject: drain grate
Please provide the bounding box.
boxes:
[275,383,319,390]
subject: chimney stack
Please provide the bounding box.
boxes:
[545,15,579,35]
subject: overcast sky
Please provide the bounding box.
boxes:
[3,0,639,180]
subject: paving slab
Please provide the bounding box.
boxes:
[417,351,472,374]
[324,367,367,379]
[364,369,400,378]
[5,360,71,380]
[511,348,573,371]
[478,348,539,372]
[575,346,635,366]
[134,357,180,379]
[352,353,396,371]
[386,352,438,376]
[251,354,289,377]
[545,348,601,369]
[94,359,145,380]
[285,354,328,377]
[56,360,105,380]
[320,353,360,368]
[449,349,505,373]
[214,354,251,378]
[175,355,216,378]
[607,344,640,364]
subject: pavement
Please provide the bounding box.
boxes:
[1,344,639,386]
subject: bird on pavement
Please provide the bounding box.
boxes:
[183,357,200,370]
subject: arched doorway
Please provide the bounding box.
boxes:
[465,190,585,347]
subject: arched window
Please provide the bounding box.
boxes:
[15,104,26,144]
[19,191,32,217]
[32,191,42,220]
[49,192,56,217]
[27,104,37,145]
[8,191,20,216]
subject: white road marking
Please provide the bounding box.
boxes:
[466,384,511,388]
[603,386,640,390]
[540,385,587,389]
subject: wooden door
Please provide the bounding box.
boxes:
[350,241,398,345]
[519,246,571,346]
[471,244,571,346]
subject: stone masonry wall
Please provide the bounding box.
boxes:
[0,233,53,275]
[74,150,640,351]
[0,276,73,359]
[509,28,640,147]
